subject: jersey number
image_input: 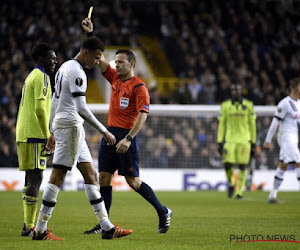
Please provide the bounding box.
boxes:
[40,144,46,157]
[55,72,63,98]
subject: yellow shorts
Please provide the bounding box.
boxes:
[223,142,251,165]
[17,142,47,171]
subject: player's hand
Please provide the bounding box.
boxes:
[103,131,116,146]
[217,143,223,155]
[116,138,131,154]
[82,18,93,33]
[46,133,55,154]
[263,142,272,151]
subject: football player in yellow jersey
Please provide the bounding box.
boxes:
[16,43,57,237]
[217,84,256,199]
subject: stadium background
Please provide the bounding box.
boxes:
[1,0,300,173]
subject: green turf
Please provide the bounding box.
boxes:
[0,191,299,249]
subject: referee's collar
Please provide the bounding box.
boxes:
[35,65,45,73]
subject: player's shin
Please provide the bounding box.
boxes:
[23,195,38,229]
[100,186,112,215]
[224,165,235,187]
[84,184,114,231]
[269,167,285,199]
[35,183,60,234]
[236,169,247,196]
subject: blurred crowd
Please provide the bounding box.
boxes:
[1,0,298,168]
[156,0,300,105]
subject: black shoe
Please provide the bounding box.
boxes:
[267,198,280,204]
[83,224,102,234]
[158,207,172,234]
[32,231,47,240]
[235,195,243,200]
[21,223,35,237]
[32,230,64,240]
[101,226,133,239]
[227,186,235,198]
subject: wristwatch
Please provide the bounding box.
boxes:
[125,134,133,142]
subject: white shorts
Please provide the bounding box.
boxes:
[278,132,300,164]
[52,124,92,170]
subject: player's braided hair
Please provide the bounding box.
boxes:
[31,43,54,62]
[289,77,300,90]
[81,37,104,52]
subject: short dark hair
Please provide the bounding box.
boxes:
[116,49,136,63]
[289,77,300,90]
[31,43,54,62]
[81,37,104,52]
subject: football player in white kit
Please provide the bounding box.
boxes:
[33,37,132,240]
[263,77,300,203]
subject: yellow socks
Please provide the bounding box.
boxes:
[236,169,247,196]
[23,193,38,229]
[225,167,235,187]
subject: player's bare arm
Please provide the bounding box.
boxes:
[116,112,148,154]
[103,131,116,146]
[75,96,116,145]
[263,142,272,151]
[81,18,108,73]
[46,133,55,153]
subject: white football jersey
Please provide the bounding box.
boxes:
[275,96,300,134]
[53,59,86,127]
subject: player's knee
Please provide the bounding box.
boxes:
[279,163,288,171]
[224,163,232,170]
[125,177,141,191]
[294,163,300,168]
[99,172,112,186]
[83,171,98,185]
[27,169,43,183]
[26,170,43,195]
[238,165,246,171]
[49,171,67,188]
[26,183,40,197]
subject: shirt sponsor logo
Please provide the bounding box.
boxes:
[75,78,83,87]
[120,97,129,109]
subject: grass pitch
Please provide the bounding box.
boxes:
[0,191,299,249]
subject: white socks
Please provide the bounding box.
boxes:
[269,167,285,199]
[84,184,114,231]
[35,183,60,234]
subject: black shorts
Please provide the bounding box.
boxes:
[98,127,139,177]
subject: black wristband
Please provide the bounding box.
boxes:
[87,31,94,37]
[125,135,133,142]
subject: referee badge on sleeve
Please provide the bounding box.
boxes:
[120,97,129,109]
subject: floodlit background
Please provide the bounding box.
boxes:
[1,0,300,190]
